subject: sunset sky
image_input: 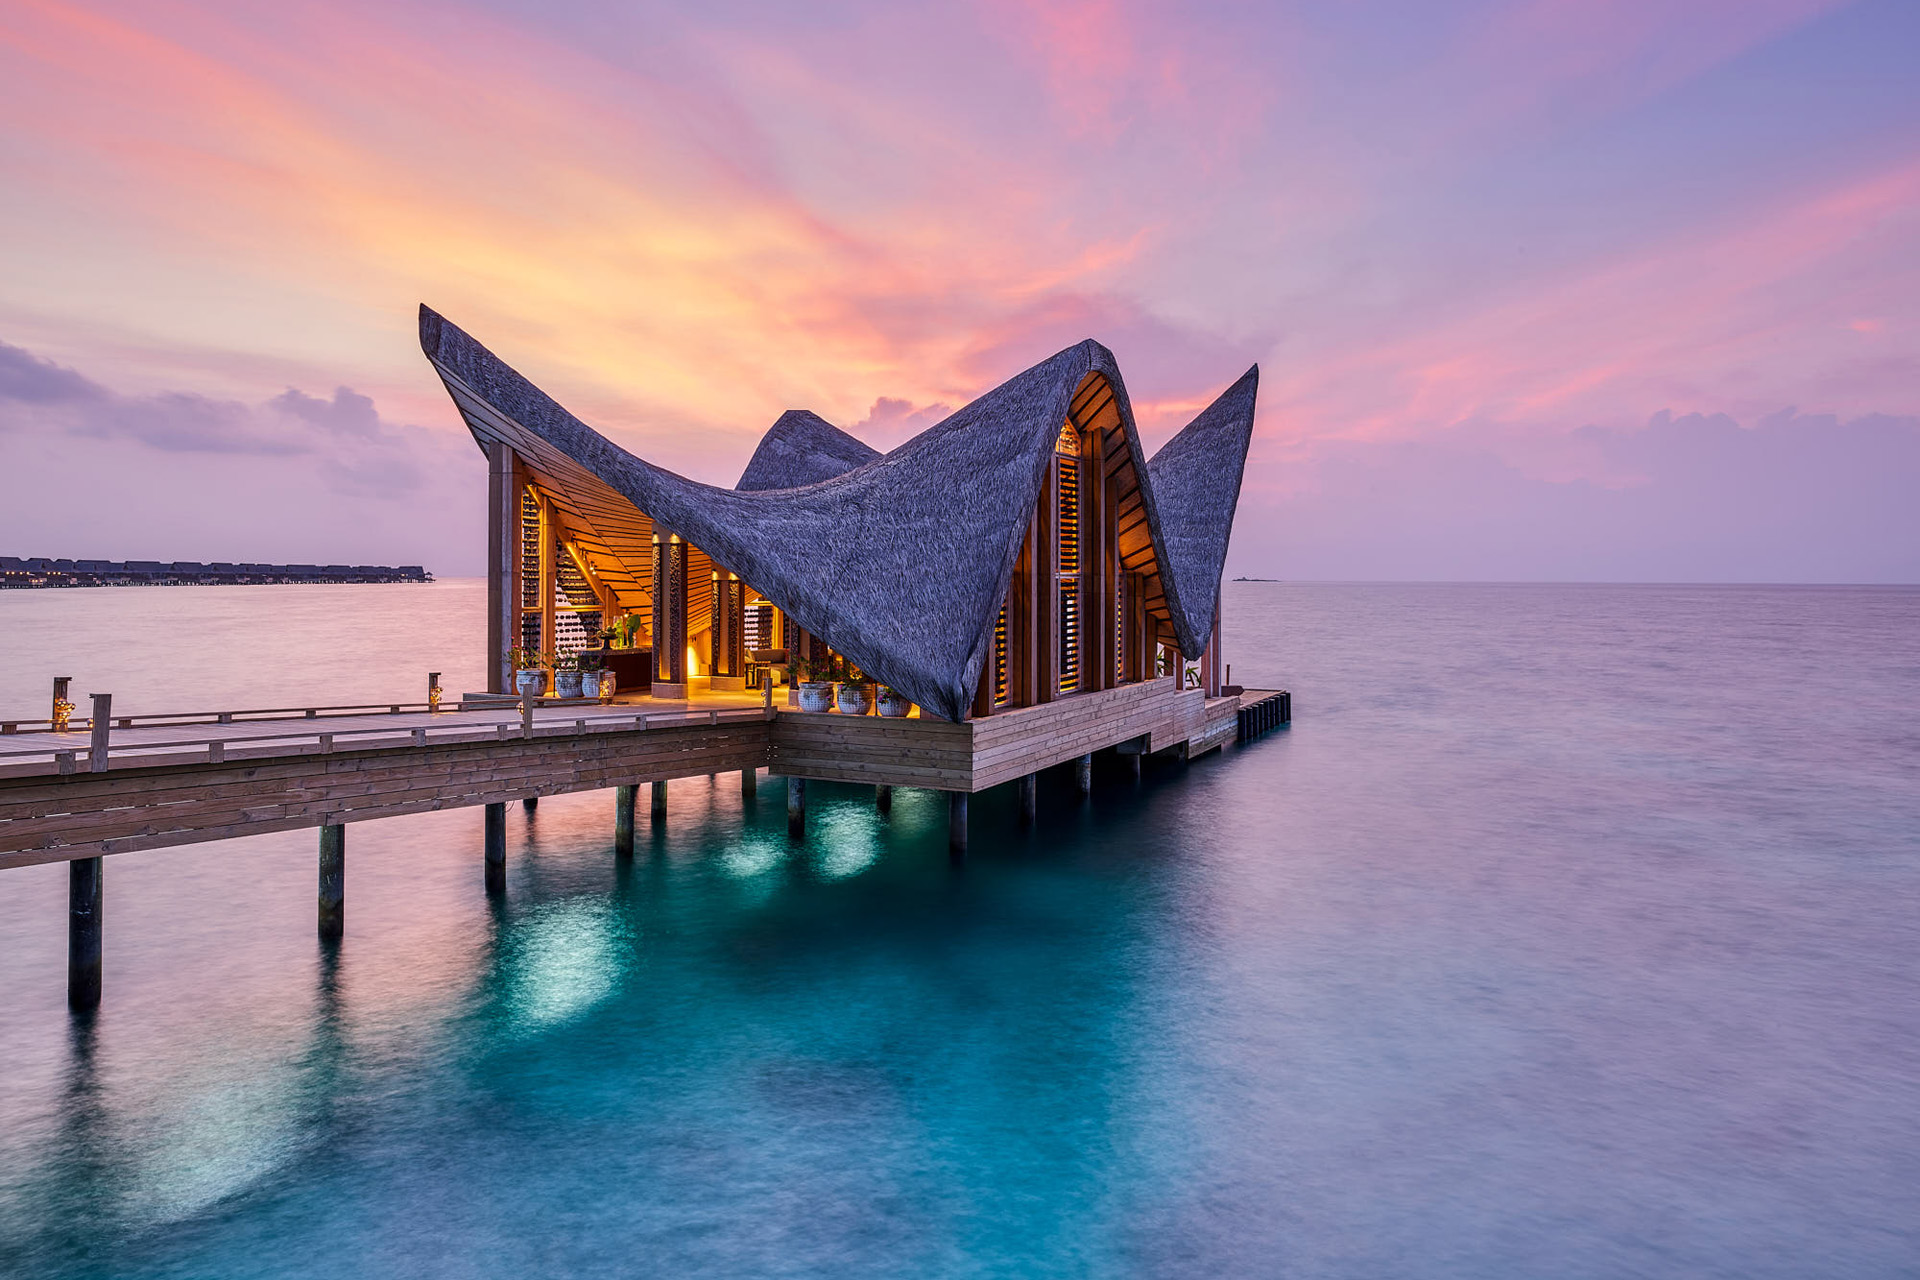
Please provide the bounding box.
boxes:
[2,0,1915,579]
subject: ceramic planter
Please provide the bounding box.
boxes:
[797,681,836,713]
[553,671,584,699]
[876,688,913,718]
[579,671,601,699]
[836,682,875,715]
[515,669,547,699]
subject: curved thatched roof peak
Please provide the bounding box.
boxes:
[737,410,879,491]
[419,304,1257,719]
[1146,366,1260,647]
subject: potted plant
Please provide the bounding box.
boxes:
[509,647,549,698]
[577,650,605,700]
[877,685,913,718]
[552,651,585,699]
[794,655,836,713]
[836,661,875,715]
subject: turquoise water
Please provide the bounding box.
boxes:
[2,582,1918,1277]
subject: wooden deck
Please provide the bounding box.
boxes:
[0,678,1259,868]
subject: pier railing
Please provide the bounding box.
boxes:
[0,703,773,778]
[0,699,445,735]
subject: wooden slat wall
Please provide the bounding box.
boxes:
[445,372,654,612]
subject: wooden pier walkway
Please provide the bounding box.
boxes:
[0,677,1286,1008]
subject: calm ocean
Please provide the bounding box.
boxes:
[1,581,1916,1278]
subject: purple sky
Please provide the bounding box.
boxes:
[2,0,1915,580]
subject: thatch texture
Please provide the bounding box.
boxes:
[737,411,879,491]
[420,305,1256,720]
[1144,367,1260,648]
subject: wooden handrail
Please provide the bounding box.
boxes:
[0,700,443,735]
[0,705,772,768]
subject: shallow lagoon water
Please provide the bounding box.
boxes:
[1,581,1917,1277]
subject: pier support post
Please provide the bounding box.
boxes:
[68,857,102,1012]
[318,824,344,940]
[1127,753,1141,784]
[615,785,635,857]
[787,777,806,837]
[1018,773,1036,825]
[484,803,506,895]
[741,767,757,799]
[875,784,892,815]
[651,780,668,825]
[948,791,968,860]
[1075,753,1092,797]
[522,796,538,812]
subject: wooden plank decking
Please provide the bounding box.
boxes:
[0,679,1256,868]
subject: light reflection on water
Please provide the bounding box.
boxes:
[0,582,1917,1277]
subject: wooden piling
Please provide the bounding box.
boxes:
[875,784,892,814]
[948,791,968,859]
[484,802,506,895]
[787,776,806,836]
[1127,753,1141,784]
[68,856,102,1011]
[522,796,538,812]
[1075,752,1092,796]
[741,767,757,799]
[1018,773,1036,825]
[614,785,635,857]
[651,779,668,824]
[318,824,344,939]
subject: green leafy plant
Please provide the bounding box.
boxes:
[551,650,581,673]
[509,646,549,670]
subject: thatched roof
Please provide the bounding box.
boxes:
[1145,368,1260,646]
[737,411,879,491]
[420,305,1256,721]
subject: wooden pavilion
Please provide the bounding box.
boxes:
[420,306,1257,722]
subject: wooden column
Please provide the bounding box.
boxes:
[651,780,668,824]
[1018,773,1037,826]
[652,534,688,697]
[318,824,344,940]
[1037,466,1058,704]
[787,776,806,836]
[484,803,506,895]
[947,791,968,859]
[1012,526,1037,708]
[1098,427,1113,694]
[68,856,102,1011]
[486,440,516,694]
[615,785,635,856]
[710,572,745,690]
[1205,597,1223,698]
[537,492,555,669]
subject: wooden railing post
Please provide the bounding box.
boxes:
[88,693,110,772]
[51,677,73,733]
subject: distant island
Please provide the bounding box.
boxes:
[1,558,431,588]
[1232,576,1277,582]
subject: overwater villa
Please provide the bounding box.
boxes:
[420,305,1255,723]
[0,305,1288,1011]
